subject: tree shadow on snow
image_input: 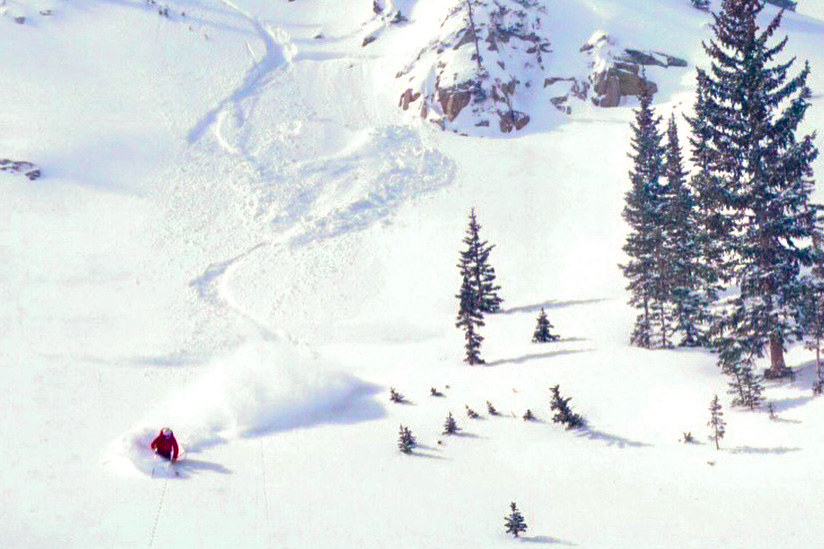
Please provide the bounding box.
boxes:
[501,298,609,315]
[771,396,814,413]
[727,446,801,455]
[487,349,593,367]
[519,535,577,545]
[449,431,486,439]
[577,428,651,449]
[408,445,448,460]
[769,416,802,425]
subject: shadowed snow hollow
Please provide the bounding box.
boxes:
[108,339,383,475]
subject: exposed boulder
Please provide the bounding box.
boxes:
[398,88,421,111]
[499,111,530,133]
[580,31,685,107]
[437,83,474,122]
[1,159,41,180]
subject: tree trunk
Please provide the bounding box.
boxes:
[465,0,483,73]
[769,336,786,375]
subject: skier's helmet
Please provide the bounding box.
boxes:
[162,427,173,437]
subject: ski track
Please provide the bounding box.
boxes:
[186,2,457,336]
[188,240,280,336]
[187,0,295,145]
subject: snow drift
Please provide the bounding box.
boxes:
[107,339,383,475]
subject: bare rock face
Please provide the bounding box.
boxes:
[437,85,473,122]
[580,32,685,107]
[590,66,658,107]
[398,88,421,111]
[499,111,530,133]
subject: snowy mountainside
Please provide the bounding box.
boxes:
[4,0,824,547]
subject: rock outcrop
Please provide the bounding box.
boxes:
[581,32,686,108]
[395,4,689,133]
[0,159,41,180]
[396,0,550,133]
[541,31,687,111]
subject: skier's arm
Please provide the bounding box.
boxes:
[171,439,179,461]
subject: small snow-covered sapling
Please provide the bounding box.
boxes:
[708,395,726,450]
[504,502,528,538]
[430,387,445,397]
[389,387,406,403]
[486,400,499,415]
[398,425,416,454]
[532,307,560,343]
[681,432,694,444]
[466,405,480,419]
[549,385,585,429]
[443,412,460,434]
[522,409,536,421]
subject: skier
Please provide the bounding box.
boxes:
[150,427,179,462]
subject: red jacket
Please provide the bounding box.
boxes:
[150,431,179,460]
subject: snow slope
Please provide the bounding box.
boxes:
[3,0,824,547]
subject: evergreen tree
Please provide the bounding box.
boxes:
[486,400,499,415]
[522,409,536,421]
[443,412,460,434]
[504,502,528,538]
[685,72,726,332]
[456,269,486,365]
[466,405,480,419]
[458,209,503,314]
[549,384,585,429]
[799,232,824,384]
[693,0,821,378]
[691,0,710,9]
[723,355,764,410]
[620,81,671,349]
[398,425,417,454]
[532,307,560,343]
[662,114,707,347]
[708,394,726,450]
[389,387,406,403]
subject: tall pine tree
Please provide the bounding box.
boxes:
[693,0,821,377]
[458,209,503,314]
[456,267,486,365]
[799,236,824,384]
[662,113,707,347]
[685,71,726,329]
[621,81,671,349]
